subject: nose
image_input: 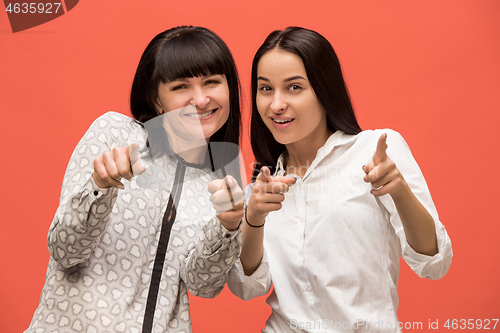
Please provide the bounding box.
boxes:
[190,87,210,109]
[270,91,287,113]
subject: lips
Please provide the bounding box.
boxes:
[272,118,294,124]
[270,116,295,129]
[184,108,218,119]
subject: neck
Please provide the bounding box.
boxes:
[285,129,333,178]
[169,136,209,165]
[176,146,207,164]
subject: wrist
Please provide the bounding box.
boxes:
[91,172,109,189]
[245,207,266,228]
[389,178,412,203]
[220,218,242,231]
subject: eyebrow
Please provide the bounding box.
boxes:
[257,75,307,82]
[170,78,189,83]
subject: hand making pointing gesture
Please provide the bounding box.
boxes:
[246,166,296,227]
[362,133,438,256]
[362,133,409,199]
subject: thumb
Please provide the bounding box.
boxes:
[373,133,388,165]
[223,175,238,189]
[129,143,146,176]
[273,176,297,186]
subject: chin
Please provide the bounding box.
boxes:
[203,126,222,140]
[273,135,293,146]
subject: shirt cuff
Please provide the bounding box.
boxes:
[402,223,453,279]
[86,175,111,200]
[202,217,242,256]
[219,219,243,240]
[228,255,271,300]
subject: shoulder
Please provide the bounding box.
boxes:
[357,128,404,141]
[356,128,408,148]
[357,129,420,167]
[346,129,412,160]
[86,112,144,146]
[90,111,137,129]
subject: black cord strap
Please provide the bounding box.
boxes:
[244,207,265,228]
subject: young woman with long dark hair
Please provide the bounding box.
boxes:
[229,27,452,333]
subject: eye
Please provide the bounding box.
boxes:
[258,85,272,92]
[289,84,302,91]
[171,84,187,91]
[205,79,221,86]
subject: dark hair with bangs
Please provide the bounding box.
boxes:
[250,26,362,179]
[130,26,242,180]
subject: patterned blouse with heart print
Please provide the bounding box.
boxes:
[25,111,242,333]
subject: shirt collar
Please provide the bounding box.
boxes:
[275,130,358,179]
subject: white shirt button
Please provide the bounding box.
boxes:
[304,284,311,292]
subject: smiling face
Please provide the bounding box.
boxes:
[156,74,230,141]
[256,49,330,150]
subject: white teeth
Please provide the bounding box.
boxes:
[187,109,215,118]
[273,118,293,124]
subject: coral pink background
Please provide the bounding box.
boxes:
[1,1,499,332]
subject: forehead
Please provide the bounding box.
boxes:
[257,49,307,79]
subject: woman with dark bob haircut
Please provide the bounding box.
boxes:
[26,26,245,333]
[229,27,452,332]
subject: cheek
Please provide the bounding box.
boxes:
[256,95,268,117]
[301,95,324,122]
[220,108,230,124]
[212,91,230,124]
[218,90,230,120]
[213,88,230,127]
[161,95,186,112]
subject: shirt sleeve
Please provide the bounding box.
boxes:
[180,217,242,299]
[227,251,272,301]
[227,183,273,301]
[375,129,453,280]
[47,112,127,268]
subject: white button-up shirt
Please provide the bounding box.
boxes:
[229,129,452,333]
